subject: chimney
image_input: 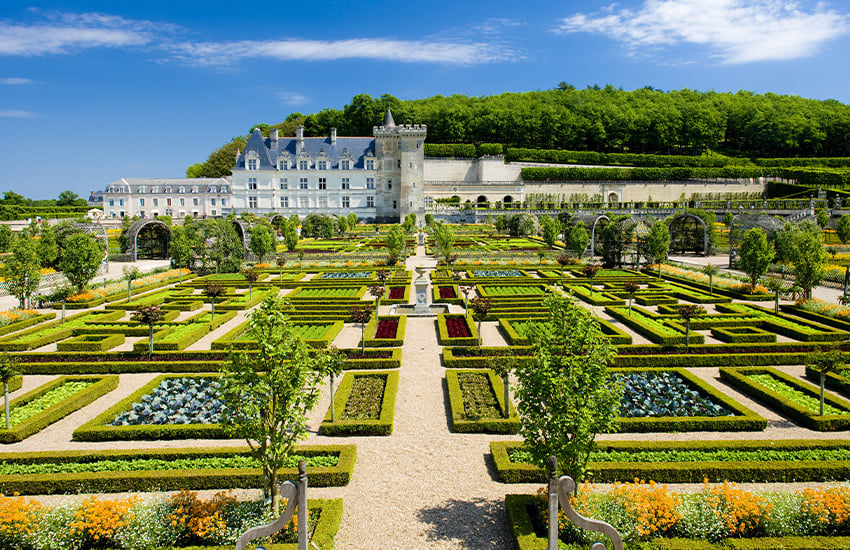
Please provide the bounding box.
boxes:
[270,128,279,145]
[330,127,337,144]
[296,125,304,154]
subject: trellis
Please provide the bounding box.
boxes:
[728,213,786,269]
[668,213,710,256]
[571,213,609,257]
[125,219,171,262]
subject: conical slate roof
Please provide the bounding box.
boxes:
[382,109,396,128]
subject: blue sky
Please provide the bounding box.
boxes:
[2,0,849,199]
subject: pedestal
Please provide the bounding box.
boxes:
[413,266,430,314]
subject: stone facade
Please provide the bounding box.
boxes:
[102,178,232,220]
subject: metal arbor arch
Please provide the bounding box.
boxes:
[668,213,710,256]
[73,222,110,274]
[572,213,609,257]
[232,220,251,259]
[126,219,171,262]
[619,217,651,267]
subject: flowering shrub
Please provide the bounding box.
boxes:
[799,487,850,535]
[702,481,772,538]
[167,489,236,545]
[439,286,457,299]
[67,269,192,302]
[0,493,44,546]
[800,298,850,320]
[0,308,40,327]
[69,495,139,545]
[652,264,769,295]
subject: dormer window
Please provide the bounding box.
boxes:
[178,186,186,193]
[340,160,350,170]
[246,151,259,171]
[138,186,146,194]
[165,186,172,193]
[298,159,309,170]
[366,159,375,170]
[192,186,199,193]
[278,157,289,170]
[152,187,159,194]
[318,160,327,170]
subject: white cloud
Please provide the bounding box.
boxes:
[555,0,849,63]
[169,38,516,66]
[0,11,162,56]
[278,92,308,106]
[0,110,39,118]
[1,77,33,85]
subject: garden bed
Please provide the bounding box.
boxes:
[437,314,479,346]
[0,444,356,494]
[446,369,518,433]
[362,315,407,347]
[320,371,398,436]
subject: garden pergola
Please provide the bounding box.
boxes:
[728,213,786,269]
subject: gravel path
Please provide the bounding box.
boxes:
[4,250,850,549]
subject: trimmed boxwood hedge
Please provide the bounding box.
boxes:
[320,370,398,436]
[781,304,850,332]
[432,283,464,306]
[491,439,850,484]
[57,333,125,352]
[710,325,777,344]
[606,306,705,346]
[716,303,849,342]
[506,493,850,550]
[443,346,535,369]
[446,369,519,433]
[0,444,356,494]
[341,348,402,369]
[73,374,227,441]
[212,319,344,350]
[132,311,237,352]
[614,367,767,433]
[5,375,22,393]
[0,312,56,337]
[805,366,850,399]
[720,367,850,431]
[362,315,407,347]
[0,375,118,443]
[437,314,480,346]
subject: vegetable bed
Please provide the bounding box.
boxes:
[446,369,518,433]
[321,371,398,436]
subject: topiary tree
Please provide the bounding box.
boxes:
[738,228,775,292]
[203,280,226,320]
[541,216,560,249]
[471,296,492,347]
[809,348,843,416]
[817,208,830,230]
[385,224,406,266]
[123,266,140,302]
[623,281,639,316]
[248,223,276,263]
[276,255,287,280]
[677,304,704,352]
[434,223,455,265]
[351,304,374,354]
[368,284,385,314]
[59,233,105,293]
[556,254,571,278]
[51,285,75,323]
[702,263,719,295]
[568,222,590,259]
[0,355,18,430]
[241,268,259,300]
[513,293,621,483]
[581,264,601,296]
[645,220,671,277]
[131,305,164,358]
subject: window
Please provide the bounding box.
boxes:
[340,160,350,170]
[166,208,173,216]
[192,186,199,193]
[318,196,328,208]
[318,178,327,190]
[138,187,146,194]
[366,178,375,189]
[108,199,114,206]
[367,196,375,208]
[248,177,257,190]
[221,198,227,206]
[119,199,124,206]
[210,198,216,206]
[366,159,374,170]
[341,178,350,190]
[139,211,145,218]
[341,196,350,208]
[387,181,392,190]
[193,198,199,206]
[180,198,185,206]
[278,159,288,170]
[425,197,434,208]
[179,186,186,193]
[211,210,217,216]
[299,160,309,170]
[318,160,327,170]
[152,187,159,194]
[249,196,258,208]
[247,158,258,170]
[166,198,172,206]
[280,179,288,190]
[299,178,308,190]
[393,200,397,209]
[153,198,158,206]
[281,197,289,208]
[299,197,309,208]
[165,187,172,193]
[397,159,401,169]
[140,198,145,206]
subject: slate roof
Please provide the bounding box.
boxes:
[104,178,231,194]
[235,128,376,171]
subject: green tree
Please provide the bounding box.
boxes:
[351,304,374,354]
[434,223,455,264]
[471,296,492,347]
[765,277,784,313]
[677,304,704,351]
[738,228,775,291]
[724,211,734,227]
[123,266,140,302]
[2,238,41,308]
[169,225,193,269]
[185,163,204,178]
[567,222,590,258]
[219,296,343,515]
[513,293,621,482]
[541,216,560,249]
[282,219,299,252]
[347,213,358,230]
[837,215,850,245]
[817,209,830,230]
[424,213,435,227]
[57,190,83,207]
[644,220,671,276]
[581,264,601,296]
[37,222,59,268]
[203,280,226,321]
[242,268,259,300]
[792,221,828,299]
[248,223,276,263]
[623,281,639,316]
[59,233,104,293]
[0,225,12,253]
[402,213,417,233]
[131,305,164,358]
[385,225,405,265]
[337,215,348,236]
[702,263,718,295]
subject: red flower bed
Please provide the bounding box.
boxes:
[374,319,398,339]
[439,286,457,299]
[446,316,472,338]
[388,287,404,300]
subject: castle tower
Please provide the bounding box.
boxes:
[373,109,427,223]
